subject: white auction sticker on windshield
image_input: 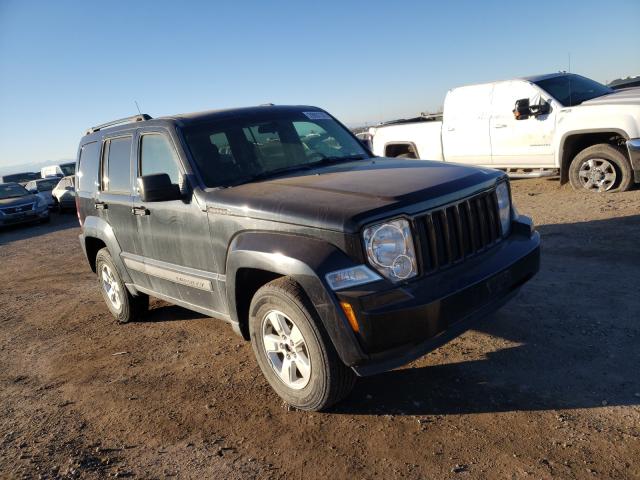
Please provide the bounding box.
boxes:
[303,111,331,120]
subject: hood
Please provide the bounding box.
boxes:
[581,87,640,106]
[0,194,37,208]
[203,158,503,232]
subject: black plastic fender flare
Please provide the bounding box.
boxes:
[80,215,134,286]
[225,231,366,366]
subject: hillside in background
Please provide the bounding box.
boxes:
[0,159,75,177]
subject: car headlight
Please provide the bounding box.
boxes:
[495,181,511,236]
[363,218,417,281]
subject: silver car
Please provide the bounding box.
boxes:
[24,178,60,208]
[52,176,76,212]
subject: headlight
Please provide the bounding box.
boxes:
[363,218,417,281]
[495,182,511,236]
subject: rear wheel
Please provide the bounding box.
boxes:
[569,144,633,193]
[249,277,355,411]
[95,248,148,323]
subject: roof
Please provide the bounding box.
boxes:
[83,105,324,138]
[520,72,568,83]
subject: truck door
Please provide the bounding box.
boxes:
[441,84,493,165]
[489,80,556,166]
[131,129,225,316]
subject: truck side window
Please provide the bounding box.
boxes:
[77,141,99,193]
[139,134,181,184]
[103,136,133,193]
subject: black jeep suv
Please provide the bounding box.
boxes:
[76,106,540,411]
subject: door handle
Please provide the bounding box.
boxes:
[494,124,507,129]
[131,206,150,216]
[447,127,455,132]
[94,201,108,210]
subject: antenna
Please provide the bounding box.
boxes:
[134,100,142,115]
[568,53,571,73]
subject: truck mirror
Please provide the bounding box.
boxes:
[513,98,531,120]
[137,174,182,202]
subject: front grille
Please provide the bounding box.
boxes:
[416,189,502,273]
[1,203,34,215]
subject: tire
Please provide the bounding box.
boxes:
[249,277,356,411]
[95,248,149,323]
[569,144,633,193]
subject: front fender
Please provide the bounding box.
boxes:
[226,231,366,366]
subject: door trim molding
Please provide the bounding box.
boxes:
[121,252,225,292]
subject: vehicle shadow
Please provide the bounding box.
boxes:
[0,212,78,245]
[334,215,640,415]
[143,303,204,323]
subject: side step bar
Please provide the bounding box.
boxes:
[500,168,559,179]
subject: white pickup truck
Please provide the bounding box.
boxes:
[368,73,640,193]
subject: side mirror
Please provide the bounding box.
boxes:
[65,186,74,191]
[137,174,182,202]
[513,98,531,120]
[531,101,551,116]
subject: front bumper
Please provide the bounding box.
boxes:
[626,138,640,183]
[335,216,540,376]
[0,208,48,227]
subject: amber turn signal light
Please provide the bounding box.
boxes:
[340,301,359,333]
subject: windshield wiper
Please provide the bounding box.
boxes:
[221,155,369,188]
[223,163,317,187]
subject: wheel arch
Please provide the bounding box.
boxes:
[80,215,133,284]
[225,231,366,366]
[558,128,629,184]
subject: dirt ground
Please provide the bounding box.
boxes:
[1,178,639,479]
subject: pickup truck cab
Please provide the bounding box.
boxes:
[370,73,640,193]
[76,106,539,410]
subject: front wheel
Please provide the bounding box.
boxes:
[95,248,149,323]
[569,144,633,193]
[249,277,356,411]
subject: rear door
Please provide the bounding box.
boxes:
[441,84,493,165]
[489,80,556,166]
[97,134,149,287]
[131,129,224,314]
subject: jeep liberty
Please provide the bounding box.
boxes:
[76,106,540,410]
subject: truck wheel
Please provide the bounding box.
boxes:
[95,248,149,323]
[569,144,633,193]
[249,277,356,411]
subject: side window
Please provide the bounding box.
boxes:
[139,134,181,184]
[76,142,99,192]
[103,136,133,193]
[491,81,542,116]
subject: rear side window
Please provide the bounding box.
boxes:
[103,137,133,193]
[77,142,100,192]
[139,134,181,184]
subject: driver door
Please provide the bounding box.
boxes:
[489,80,556,167]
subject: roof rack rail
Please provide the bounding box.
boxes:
[85,114,152,135]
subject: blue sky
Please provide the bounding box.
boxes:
[1,0,639,169]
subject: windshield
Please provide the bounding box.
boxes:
[534,74,613,107]
[181,109,369,188]
[60,163,75,176]
[0,183,29,199]
[36,179,59,191]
